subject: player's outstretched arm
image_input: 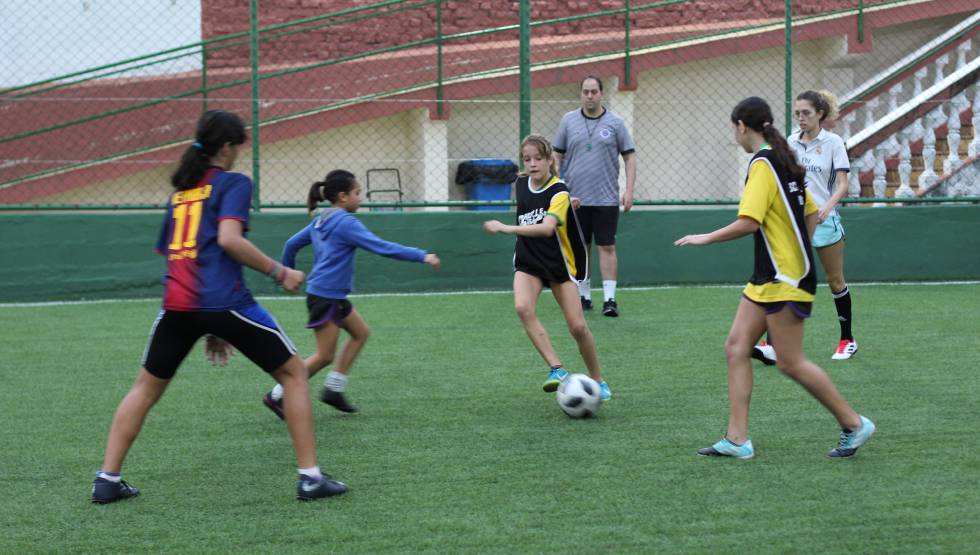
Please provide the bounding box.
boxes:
[483,216,558,237]
[424,253,441,268]
[675,216,759,246]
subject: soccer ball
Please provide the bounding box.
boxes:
[556,373,601,418]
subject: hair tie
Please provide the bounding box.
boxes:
[763,122,771,128]
[192,142,203,150]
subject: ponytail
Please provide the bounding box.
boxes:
[170,110,247,190]
[306,169,357,214]
[761,124,806,185]
[307,181,327,214]
[732,96,805,184]
[817,89,840,122]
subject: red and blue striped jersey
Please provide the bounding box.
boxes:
[156,168,256,311]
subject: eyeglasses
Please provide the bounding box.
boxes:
[794,110,815,118]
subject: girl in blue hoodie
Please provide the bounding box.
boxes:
[264,170,440,416]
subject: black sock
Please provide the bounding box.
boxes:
[832,286,853,340]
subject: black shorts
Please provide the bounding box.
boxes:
[142,305,297,379]
[306,294,353,329]
[743,295,813,319]
[514,266,571,288]
[576,205,619,246]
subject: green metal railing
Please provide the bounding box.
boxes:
[1,0,972,210]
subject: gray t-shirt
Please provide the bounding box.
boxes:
[553,108,635,206]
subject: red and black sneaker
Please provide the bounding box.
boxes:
[832,339,858,360]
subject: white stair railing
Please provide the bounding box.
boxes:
[943,92,970,175]
[895,127,915,199]
[839,12,980,202]
[848,52,980,202]
[970,85,980,158]
[917,105,946,195]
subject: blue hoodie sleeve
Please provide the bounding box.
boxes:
[343,217,426,262]
[281,222,313,268]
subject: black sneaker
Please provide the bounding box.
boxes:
[297,474,348,501]
[263,392,285,420]
[602,299,619,317]
[92,477,140,504]
[321,388,358,413]
[581,297,593,311]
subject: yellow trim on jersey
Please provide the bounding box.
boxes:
[738,158,815,303]
[546,188,577,278]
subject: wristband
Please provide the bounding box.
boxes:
[267,261,284,284]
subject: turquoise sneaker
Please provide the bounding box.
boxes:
[599,380,611,401]
[697,437,754,460]
[828,415,876,458]
[542,368,568,392]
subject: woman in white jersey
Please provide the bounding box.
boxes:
[754,90,857,363]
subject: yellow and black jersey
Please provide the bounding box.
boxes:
[738,148,818,303]
[513,175,588,284]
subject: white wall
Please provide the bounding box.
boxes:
[0,0,202,87]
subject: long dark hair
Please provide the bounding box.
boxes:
[170,110,247,190]
[731,96,805,183]
[306,169,357,214]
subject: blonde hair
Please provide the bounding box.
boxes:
[817,89,840,122]
[519,134,559,177]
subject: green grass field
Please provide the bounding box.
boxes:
[1,284,978,553]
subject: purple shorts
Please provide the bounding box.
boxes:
[743,294,812,319]
[306,294,353,329]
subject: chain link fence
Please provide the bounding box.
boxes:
[1,1,977,209]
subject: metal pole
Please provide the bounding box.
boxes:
[858,0,864,43]
[201,47,209,113]
[624,0,632,87]
[519,0,531,147]
[437,0,444,116]
[785,0,792,135]
[249,0,261,211]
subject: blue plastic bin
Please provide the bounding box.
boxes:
[455,159,518,211]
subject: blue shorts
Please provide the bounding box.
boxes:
[813,214,845,248]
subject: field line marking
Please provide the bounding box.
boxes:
[1,280,978,308]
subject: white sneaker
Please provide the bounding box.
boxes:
[831,339,858,360]
[751,341,777,366]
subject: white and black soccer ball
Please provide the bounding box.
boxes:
[556,373,601,418]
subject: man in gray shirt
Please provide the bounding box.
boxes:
[553,76,636,317]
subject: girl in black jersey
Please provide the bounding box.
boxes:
[484,135,610,400]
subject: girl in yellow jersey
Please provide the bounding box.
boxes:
[484,135,610,400]
[675,97,874,459]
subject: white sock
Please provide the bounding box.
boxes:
[579,277,591,298]
[325,370,348,392]
[299,466,322,480]
[271,383,284,402]
[97,471,121,483]
[603,280,617,301]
